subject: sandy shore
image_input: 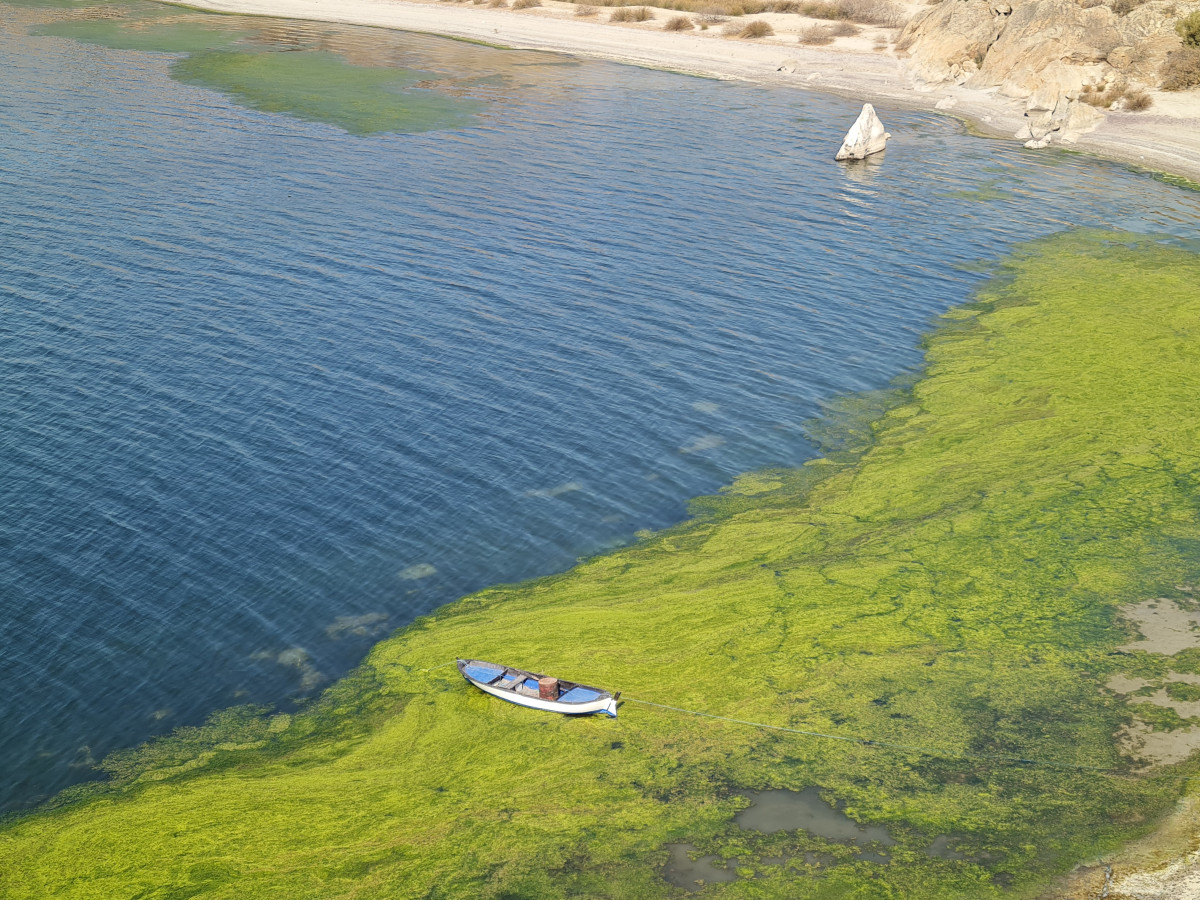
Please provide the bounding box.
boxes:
[166,0,1200,182]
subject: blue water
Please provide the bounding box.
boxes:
[2,2,1199,814]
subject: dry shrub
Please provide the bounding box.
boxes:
[1081,80,1128,107]
[1161,46,1200,90]
[665,13,695,27]
[739,18,774,35]
[1111,0,1147,14]
[799,23,834,42]
[1178,11,1200,46]
[512,0,541,8]
[488,0,508,6]
[575,3,598,11]
[798,0,904,23]
[610,4,654,19]
[1123,89,1153,110]
[830,20,860,34]
[708,0,767,12]
[569,0,897,16]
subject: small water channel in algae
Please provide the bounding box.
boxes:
[664,786,989,890]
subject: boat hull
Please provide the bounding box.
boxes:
[457,658,618,717]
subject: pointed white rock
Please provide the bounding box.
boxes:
[835,103,891,161]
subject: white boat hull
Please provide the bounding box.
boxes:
[473,678,618,717]
[457,658,619,718]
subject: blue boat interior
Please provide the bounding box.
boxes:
[558,687,601,704]
[461,660,611,708]
[463,663,504,684]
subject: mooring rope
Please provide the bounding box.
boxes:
[426,665,1198,782]
[622,696,1200,782]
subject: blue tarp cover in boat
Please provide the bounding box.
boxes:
[558,687,601,703]
[464,663,504,683]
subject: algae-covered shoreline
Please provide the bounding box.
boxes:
[6,229,1200,897]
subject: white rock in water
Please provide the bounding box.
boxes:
[835,103,891,161]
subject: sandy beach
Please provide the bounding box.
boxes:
[166,0,1200,181]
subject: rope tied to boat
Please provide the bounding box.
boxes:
[426,664,1200,782]
[621,697,1200,783]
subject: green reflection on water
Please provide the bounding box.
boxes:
[22,1,485,133]
[171,50,482,134]
[35,18,240,52]
[4,0,98,8]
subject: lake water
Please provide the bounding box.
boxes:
[2,0,1199,815]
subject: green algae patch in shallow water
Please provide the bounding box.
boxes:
[170,50,483,134]
[34,17,242,53]
[4,229,1200,897]
[26,5,484,134]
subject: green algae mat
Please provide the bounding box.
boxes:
[28,3,483,134]
[5,229,1200,897]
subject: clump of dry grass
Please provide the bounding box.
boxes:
[798,0,904,24]
[830,20,861,35]
[568,0,903,19]
[737,18,774,35]
[665,13,695,27]
[1079,79,1153,110]
[488,0,508,7]
[1123,89,1153,110]
[1161,46,1200,90]
[512,0,541,8]
[575,4,598,13]
[1081,80,1129,107]
[798,23,833,42]
[610,4,655,19]
[1111,0,1147,15]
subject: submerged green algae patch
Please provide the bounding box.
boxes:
[34,17,241,53]
[27,4,484,134]
[171,50,482,134]
[4,229,1200,898]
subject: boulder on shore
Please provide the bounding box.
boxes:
[836,104,891,161]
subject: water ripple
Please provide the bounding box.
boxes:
[2,4,1199,814]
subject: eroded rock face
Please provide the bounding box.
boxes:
[835,103,890,160]
[902,0,1200,101]
[1015,94,1104,147]
[899,0,1007,85]
[978,0,1120,96]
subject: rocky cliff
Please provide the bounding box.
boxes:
[899,0,1199,143]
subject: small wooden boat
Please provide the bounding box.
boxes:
[457,658,619,718]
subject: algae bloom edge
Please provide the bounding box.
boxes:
[4,228,1200,900]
